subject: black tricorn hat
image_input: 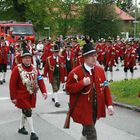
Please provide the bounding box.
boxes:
[82,43,96,56]
[21,48,32,57]
[51,44,60,52]
[66,42,72,48]
[0,36,5,41]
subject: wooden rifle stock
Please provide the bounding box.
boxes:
[63,111,70,129]
[64,65,88,129]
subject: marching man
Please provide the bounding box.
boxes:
[66,43,114,140]
[0,37,10,84]
[9,48,47,140]
[44,44,67,107]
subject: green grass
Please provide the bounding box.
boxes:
[109,78,140,107]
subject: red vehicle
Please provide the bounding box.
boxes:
[0,20,35,43]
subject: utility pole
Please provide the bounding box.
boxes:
[134,0,137,38]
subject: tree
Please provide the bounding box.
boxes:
[115,0,134,14]
[44,0,88,36]
[0,0,48,32]
[81,2,123,40]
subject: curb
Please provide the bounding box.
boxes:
[113,101,140,113]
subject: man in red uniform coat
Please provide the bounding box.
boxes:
[66,43,114,140]
[44,44,67,107]
[9,48,47,140]
[41,39,52,67]
[61,42,75,74]
[0,37,10,84]
[123,41,136,80]
[95,40,105,66]
[104,40,116,82]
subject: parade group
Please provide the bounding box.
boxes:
[0,35,140,140]
[1,35,140,85]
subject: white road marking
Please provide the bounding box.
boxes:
[47,91,65,95]
[0,97,10,100]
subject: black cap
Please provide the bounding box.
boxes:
[21,48,32,57]
[82,43,96,56]
[0,36,5,41]
[51,44,60,52]
[66,42,72,48]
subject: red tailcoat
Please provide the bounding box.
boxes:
[124,47,136,67]
[76,55,84,66]
[41,43,52,62]
[66,65,113,125]
[9,64,47,108]
[62,50,75,74]
[96,43,105,61]
[105,46,116,67]
[118,43,125,57]
[12,53,22,70]
[114,43,120,59]
[0,45,10,64]
[44,55,67,83]
[72,44,80,57]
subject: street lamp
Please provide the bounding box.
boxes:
[44,27,50,38]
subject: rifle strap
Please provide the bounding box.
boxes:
[69,65,86,116]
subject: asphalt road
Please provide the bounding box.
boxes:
[0,64,140,140]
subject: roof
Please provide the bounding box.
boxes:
[115,6,135,21]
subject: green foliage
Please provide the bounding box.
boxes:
[0,0,134,37]
[0,0,48,31]
[81,3,123,40]
[110,79,140,107]
[115,0,134,15]
[45,0,88,36]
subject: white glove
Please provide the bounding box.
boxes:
[64,76,67,82]
[12,99,17,104]
[42,93,47,100]
[108,105,114,116]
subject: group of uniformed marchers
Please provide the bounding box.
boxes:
[0,35,139,140]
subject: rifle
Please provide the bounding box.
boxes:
[64,65,89,129]
[63,92,81,129]
[63,110,70,129]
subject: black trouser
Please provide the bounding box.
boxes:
[120,56,124,61]
[98,60,103,65]
[22,108,32,117]
[124,67,134,73]
[104,66,113,72]
[82,124,97,140]
[51,67,60,92]
[0,64,7,72]
[115,58,118,64]
[82,98,97,140]
[66,59,71,74]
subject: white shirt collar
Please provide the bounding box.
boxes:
[53,55,59,62]
[84,63,94,75]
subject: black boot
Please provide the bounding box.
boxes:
[18,127,28,135]
[30,132,39,140]
[3,79,6,83]
[0,80,3,85]
[55,102,60,107]
[52,98,55,102]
